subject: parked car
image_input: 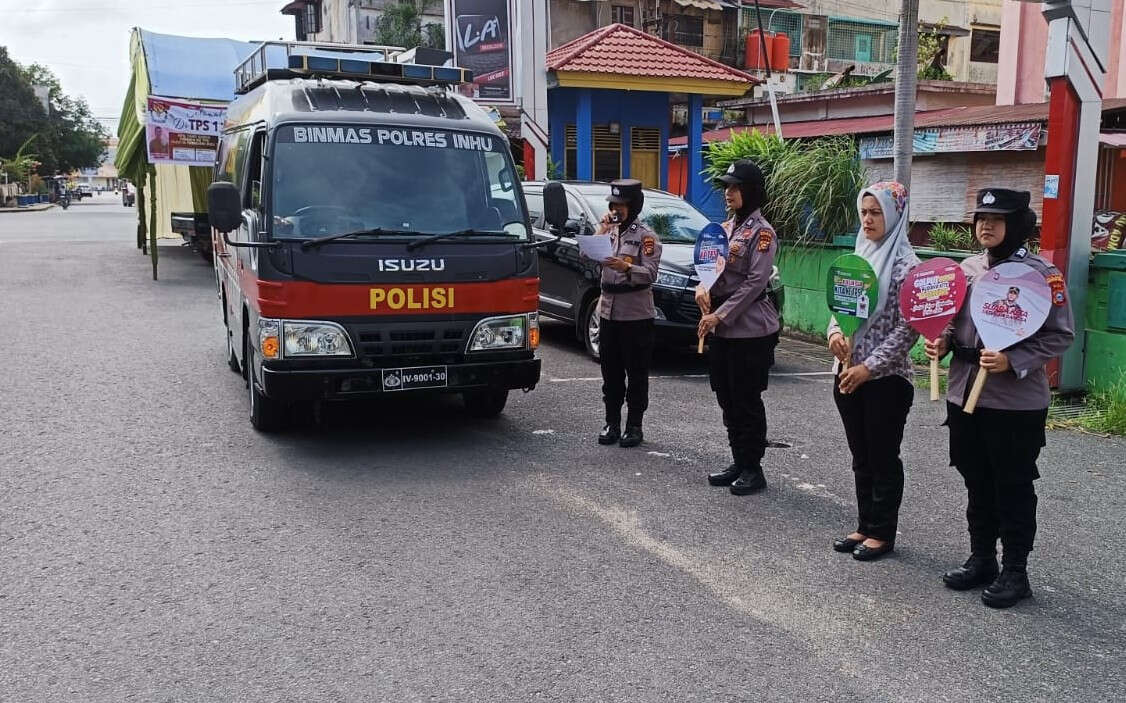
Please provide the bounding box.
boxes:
[523,181,784,359]
[75,184,93,199]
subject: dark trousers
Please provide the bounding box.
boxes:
[708,333,778,469]
[833,374,914,542]
[599,318,655,427]
[946,402,1045,568]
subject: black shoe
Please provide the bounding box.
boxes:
[852,540,895,561]
[619,426,643,448]
[833,536,864,553]
[981,569,1032,609]
[942,555,999,591]
[729,467,766,495]
[707,464,741,486]
[598,424,620,445]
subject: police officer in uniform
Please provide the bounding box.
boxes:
[926,188,1074,608]
[596,179,663,448]
[696,160,780,495]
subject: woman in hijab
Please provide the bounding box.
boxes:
[827,181,920,561]
[926,188,1074,609]
[696,160,781,496]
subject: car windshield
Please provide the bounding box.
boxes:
[579,189,708,244]
[271,125,528,240]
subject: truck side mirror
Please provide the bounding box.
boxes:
[542,182,568,232]
[207,181,242,234]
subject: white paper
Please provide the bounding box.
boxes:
[577,235,613,261]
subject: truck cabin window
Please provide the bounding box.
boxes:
[270,125,528,240]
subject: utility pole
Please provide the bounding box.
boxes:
[892,0,919,188]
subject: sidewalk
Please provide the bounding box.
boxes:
[0,203,55,214]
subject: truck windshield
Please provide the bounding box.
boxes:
[271,124,528,240]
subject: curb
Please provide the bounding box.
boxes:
[0,204,56,214]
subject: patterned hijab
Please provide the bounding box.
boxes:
[853,181,917,342]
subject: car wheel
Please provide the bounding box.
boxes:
[462,389,508,418]
[246,347,288,432]
[581,296,601,361]
[226,326,241,374]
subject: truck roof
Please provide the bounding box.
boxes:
[225,78,503,138]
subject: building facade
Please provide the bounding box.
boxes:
[280,0,444,45]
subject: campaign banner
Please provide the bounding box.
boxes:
[1093,210,1125,252]
[899,257,967,341]
[969,261,1051,351]
[446,0,514,103]
[693,223,729,290]
[826,253,879,337]
[145,96,226,167]
[859,123,1042,160]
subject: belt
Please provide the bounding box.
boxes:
[951,342,981,365]
[601,283,651,294]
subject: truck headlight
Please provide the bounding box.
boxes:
[468,314,531,352]
[282,321,354,357]
[655,269,690,289]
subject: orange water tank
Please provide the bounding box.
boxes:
[745,30,774,70]
[771,33,791,71]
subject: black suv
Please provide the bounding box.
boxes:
[524,181,784,359]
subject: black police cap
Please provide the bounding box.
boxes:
[607,178,643,204]
[715,159,763,187]
[974,188,1031,215]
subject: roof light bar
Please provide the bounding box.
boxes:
[234,41,472,95]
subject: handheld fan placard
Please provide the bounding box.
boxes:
[826,254,879,338]
[899,257,968,400]
[963,261,1052,413]
[693,223,729,290]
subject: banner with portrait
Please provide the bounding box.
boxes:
[145,96,226,168]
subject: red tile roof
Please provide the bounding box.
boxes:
[546,23,760,86]
[669,97,1126,146]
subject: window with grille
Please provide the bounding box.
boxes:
[970,28,1000,64]
[766,10,803,57]
[663,14,704,47]
[612,5,635,26]
[826,19,897,63]
[305,1,323,35]
[564,125,623,182]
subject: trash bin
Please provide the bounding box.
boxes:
[1085,251,1126,389]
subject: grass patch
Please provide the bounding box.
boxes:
[1048,375,1126,436]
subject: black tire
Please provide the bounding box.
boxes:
[579,295,601,362]
[462,389,509,418]
[246,347,288,432]
[226,327,241,374]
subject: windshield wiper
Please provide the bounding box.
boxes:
[300,227,415,250]
[406,229,508,252]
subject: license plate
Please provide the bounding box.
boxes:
[381,366,448,392]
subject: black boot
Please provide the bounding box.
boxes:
[942,554,999,591]
[982,567,1032,608]
[729,466,766,495]
[707,464,741,486]
[598,423,620,445]
[619,426,643,448]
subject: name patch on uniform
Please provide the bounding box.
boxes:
[757,229,774,252]
[642,235,656,256]
[1046,272,1067,306]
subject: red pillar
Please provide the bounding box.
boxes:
[523,140,536,180]
[1039,77,1082,386]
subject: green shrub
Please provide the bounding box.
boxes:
[928,222,976,251]
[703,130,865,243]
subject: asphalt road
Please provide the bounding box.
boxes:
[2,196,1124,702]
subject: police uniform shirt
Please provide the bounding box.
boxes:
[946,248,1075,411]
[709,209,780,338]
[598,221,663,321]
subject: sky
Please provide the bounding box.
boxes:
[0,0,295,135]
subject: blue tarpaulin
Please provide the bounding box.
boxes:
[139,29,259,101]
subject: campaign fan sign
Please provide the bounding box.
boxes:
[899,257,967,340]
[693,223,729,290]
[969,261,1051,350]
[145,96,226,167]
[826,254,879,337]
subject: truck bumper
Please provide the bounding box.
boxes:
[261,358,541,401]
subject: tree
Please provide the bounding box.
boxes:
[372,1,445,50]
[892,0,920,188]
[19,62,107,175]
[0,47,47,162]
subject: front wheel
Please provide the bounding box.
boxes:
[580,296,601,361]
[462,389,508,418]
[246,348,288,432]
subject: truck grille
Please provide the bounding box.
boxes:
[350,321,471,364]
